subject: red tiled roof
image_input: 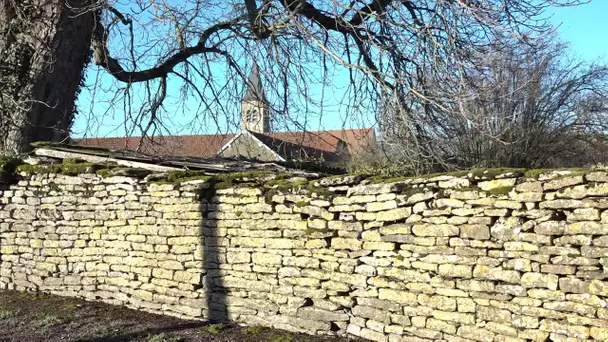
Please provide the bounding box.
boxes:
[265,128,374,155]
[76,128,375,159]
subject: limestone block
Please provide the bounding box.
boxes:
[367,200,398,212]
[298,307,349,322]
[377,207,411,221]
[544,176,584,191]
[431,310,475,325]
[378,289,417,305]
[435,198,465,209]
[479,178,516,191]
[352,305,390,324]
[418,294,456,311]
[457,325,494,342]
[459,225,490,240]
[412,224,458,237]
[472,266,520,283]
[331,237,362,250]
[438,264,472,278]
[520,272,559,290]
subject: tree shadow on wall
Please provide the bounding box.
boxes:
[81,180,227,342]
[199,180,227,323]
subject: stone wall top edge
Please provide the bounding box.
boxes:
[4,161,608,193]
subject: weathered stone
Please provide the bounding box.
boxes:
[378,289,417,305]
[412,224,459,237]
[559,278,590,294]
[565,221,608,235]
[459,225,490,240]
[377,207,412,221]
[473,265,521,284]
[521,272,558,290]
[435,198,465,209]
[297,307,349,322]
[544,175,584,191]
[367,200,398,212]
[331,238,362,250]
[479,178,516,192]
[438,264,472,278]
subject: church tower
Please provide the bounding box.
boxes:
[241,63,270,133]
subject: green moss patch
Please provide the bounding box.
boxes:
[96,167,152,178]
[205,323,227,335]
[244,326,270,337]
[487,186,514,195]
[151,170,212,184]
[400,186,429,197]
[369,176,411,184]
[17,159,109,176]
[294,200,309,208]
[468,168,526,180]
[524,168,592,180]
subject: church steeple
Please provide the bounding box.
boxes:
[243,63,266,102]
[241,63,270,133]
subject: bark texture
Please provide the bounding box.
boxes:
[0,0,94,156]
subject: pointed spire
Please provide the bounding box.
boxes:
[243,63,266,102]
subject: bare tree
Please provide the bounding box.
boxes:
[0,0,590,156]
[0,0,94,156]
[375,39,608,174]
[80,1,587,143]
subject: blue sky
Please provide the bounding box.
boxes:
[72,1,608,138]
[547,1,608,61]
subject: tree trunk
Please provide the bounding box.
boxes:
[0,0,94,156]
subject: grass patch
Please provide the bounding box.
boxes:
[245,325,270,337]
[147,333,183,342]
[37,314,63,327]
[269,332,295,342]
[62,302,80,310]
[0,310,17,319]
[205,323,228,334]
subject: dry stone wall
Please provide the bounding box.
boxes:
[2,168,608,341]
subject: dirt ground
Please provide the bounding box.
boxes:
[0,290,361,342]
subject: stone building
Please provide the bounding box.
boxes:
[78,65,375,166]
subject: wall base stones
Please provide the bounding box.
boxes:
[2,168,608,341]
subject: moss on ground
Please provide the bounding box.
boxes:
[245,326,270,337]
[205,323,227,334]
